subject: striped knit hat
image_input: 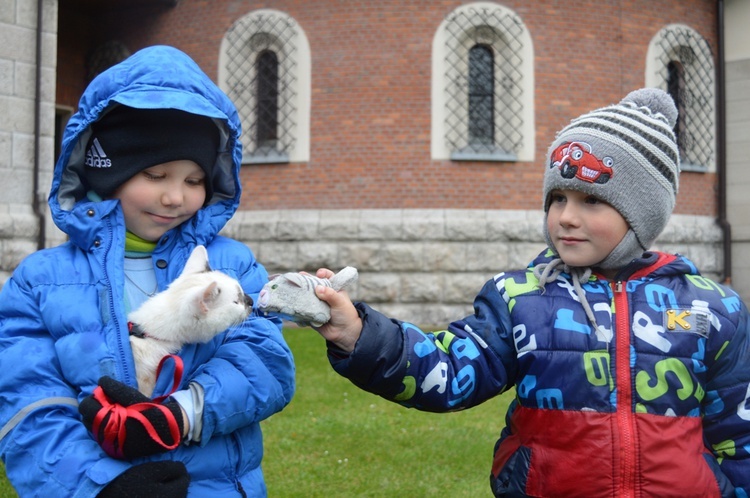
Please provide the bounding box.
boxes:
[542,88,680,269]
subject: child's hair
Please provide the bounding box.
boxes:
[83,104,220,199]
[542,88,680,269]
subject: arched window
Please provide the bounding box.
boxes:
[220,9,311,164]
[255,50,279,150]
[432,2,535,162]
[646,25,715,172]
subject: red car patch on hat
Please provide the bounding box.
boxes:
[550,141,613,184]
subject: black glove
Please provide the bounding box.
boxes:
[98,461,189,498]
[79,376,185,459]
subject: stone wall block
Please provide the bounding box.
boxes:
[399,273,442,303]
[402,209,446,240]
[256,241,298,271]
[338,242,385,271]
[0,59,12,95]
[422,242,466,271]
[276,210,320,240]
[297,241,339,271]
[359,210,403,240]
[1,238,36,269]
[464,242,509,272]
[0,205,37,238]
[487,210,540,241]
[443,272,489,303]
[0,211,14,236]
[358,272,400,303]
[319,209,362,240]
[507,242,548,269]
[237,211,281,241]
[445,209,487,240]
[383,242,427,271]
[0,131,10,167]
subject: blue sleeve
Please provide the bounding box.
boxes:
[189,241,295,441]
[702,298,750,492]
[0,274,129,498]
[330,278,518,412]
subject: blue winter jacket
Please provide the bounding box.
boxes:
[0,46,295,497]
[331,250,750,497]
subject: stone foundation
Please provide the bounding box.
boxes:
[223,209,723,326]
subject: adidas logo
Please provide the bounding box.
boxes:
[85,138,112,168]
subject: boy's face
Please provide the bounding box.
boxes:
[546,189,629,272]
[111,160,207,242]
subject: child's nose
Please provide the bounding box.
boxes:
[160,188,183,206]
[558,203,580,226]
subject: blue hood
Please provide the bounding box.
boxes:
[49,45,244,248]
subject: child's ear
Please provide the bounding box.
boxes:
[183,245,212,275]
[198,281,220,314]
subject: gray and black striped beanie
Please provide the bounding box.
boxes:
[542,88,680,269]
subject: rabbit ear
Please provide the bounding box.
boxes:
[183,245,211,275]
[282,273,308,288]
[330,267,358,291]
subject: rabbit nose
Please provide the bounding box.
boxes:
[257,289,268,308]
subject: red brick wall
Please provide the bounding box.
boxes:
[56,0,718,216]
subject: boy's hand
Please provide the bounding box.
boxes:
[313,268,363,353]
[79,376,185,459]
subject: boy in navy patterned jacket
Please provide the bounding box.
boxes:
[312,88,750,497]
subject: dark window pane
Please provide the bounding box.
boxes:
[256,50,279,145]
[468,45,494,145]
[666,61,686,157]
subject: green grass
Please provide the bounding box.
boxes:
[0,460,14,498]
[262,328,512,497]
[0,328,513,497]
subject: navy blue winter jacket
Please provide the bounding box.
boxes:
[331,250,750,497]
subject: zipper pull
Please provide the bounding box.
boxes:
[614,281,623,293]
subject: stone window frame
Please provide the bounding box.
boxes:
[219,9,311,164]
[646,24,716,173]
[431,2,535,162]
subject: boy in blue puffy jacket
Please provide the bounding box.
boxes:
[313,88,750,497]
[0,46,295,497]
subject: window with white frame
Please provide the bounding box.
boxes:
[646,24,715,172]
[219,9,311,164]
[431,2,534,162]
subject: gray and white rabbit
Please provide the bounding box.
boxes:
[257,267,358,327]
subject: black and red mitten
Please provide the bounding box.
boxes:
[79,376,185,459]
[98,461,189,498]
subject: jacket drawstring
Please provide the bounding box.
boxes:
[533,258,600,333]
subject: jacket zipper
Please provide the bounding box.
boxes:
[102,216,132,385]
[231,432,247,497]
[613,280,636,497]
